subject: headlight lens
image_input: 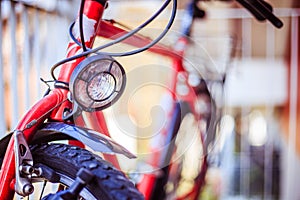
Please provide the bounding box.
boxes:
[70,55,126,112]
[87,72,116,101]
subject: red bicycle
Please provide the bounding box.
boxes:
[119,0,282,199]
[0,0,283,199]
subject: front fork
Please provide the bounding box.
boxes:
[0,89,66,199]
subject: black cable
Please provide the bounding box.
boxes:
[69,22,82,47]
[72,0,176,57]
[79,0,88,51]
[93,0,176,56]
[70,19,133,48]
[51,0,177,80]
[69,21,92,50]
[102,0,177,57]
[73,0,173,54]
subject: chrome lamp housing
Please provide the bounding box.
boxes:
[69,54,126,112]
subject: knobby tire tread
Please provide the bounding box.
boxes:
[30,143,144,200]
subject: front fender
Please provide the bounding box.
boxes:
[0,122,136,159]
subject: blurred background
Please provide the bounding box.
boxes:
[0,0,299,199]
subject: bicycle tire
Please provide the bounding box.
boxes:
[22,143,144,200]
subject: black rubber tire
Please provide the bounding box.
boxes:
[30,143,144,200]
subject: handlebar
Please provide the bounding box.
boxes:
[236,0,283,28]
[184,0,283,30]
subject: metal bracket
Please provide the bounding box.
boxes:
[14,130,34,196]
[62,101,82,121]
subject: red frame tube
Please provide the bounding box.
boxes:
[0,1,106,198]
[97,23,208,199]
[0,90,66,199]
[98,21,205,199]
[98,20,182,60]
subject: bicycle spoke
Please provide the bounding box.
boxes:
[39,180,47,200]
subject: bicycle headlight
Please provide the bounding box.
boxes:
[70,55,126,112]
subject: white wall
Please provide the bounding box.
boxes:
[225,58,288,107]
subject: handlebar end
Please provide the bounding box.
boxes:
[272,18,284,29]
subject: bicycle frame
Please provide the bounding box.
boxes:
[96,1,283,198]
[0,0,209,199]
[98,11,211,200]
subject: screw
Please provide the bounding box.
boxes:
[23,184,34,195]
